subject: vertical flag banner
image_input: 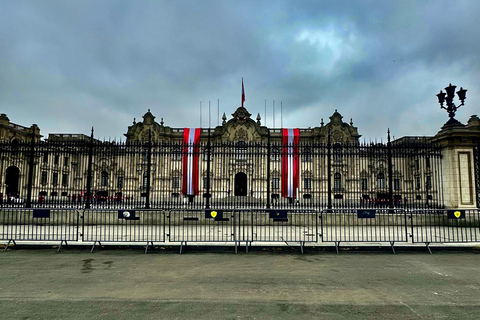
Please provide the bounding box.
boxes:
[241,78,245,108]
[281,128,300,198]
[182,128,201,196]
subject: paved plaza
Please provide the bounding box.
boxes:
[1,247,479,319]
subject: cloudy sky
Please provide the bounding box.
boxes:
[1,0,479,141]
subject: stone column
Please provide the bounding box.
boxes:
[432,115,480,209]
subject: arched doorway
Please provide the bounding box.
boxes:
[234,172,247,196]
[5,166,20,197]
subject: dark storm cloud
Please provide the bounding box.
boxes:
[0,0,479,140]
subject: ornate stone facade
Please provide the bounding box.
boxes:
[124,107,361,144]
[0,113,42,142]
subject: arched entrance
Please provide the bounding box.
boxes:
[5,166,20,197]
[234,172,247,196]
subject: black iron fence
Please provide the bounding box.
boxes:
[0,134,445,210]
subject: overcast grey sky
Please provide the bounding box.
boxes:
[1,0,479,141]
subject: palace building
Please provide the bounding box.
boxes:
[0,105,479,210]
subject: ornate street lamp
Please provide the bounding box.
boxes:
[437,83,467,126]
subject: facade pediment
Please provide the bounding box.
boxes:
[123,107,361,144]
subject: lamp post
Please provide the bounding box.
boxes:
[436,83,467,127]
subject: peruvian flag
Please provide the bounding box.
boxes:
[182,128,201,196]
[281,128,300,198]
[241,78,245,108]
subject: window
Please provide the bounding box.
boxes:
[361,178,368,191]
[43,152,48,163]
[172,177,180,189]
[334,173,342,190]
[173,146,182,161]
[64,157,69,166]
[426,175,432,190]
[203,177,208,189]
[415,159,420,170]
[426,157,430,169]
[333,144,342,162]
[54,154,59,165]
[52,172,58,186]
[377,173,385,189]
[304,178,311,190]
[117,176,124,189]
[303,147,312,162]
[394,178,400,191]
[143,172,148,189]
[235,141,247,161]
[271,178,280,190]
[416,177,421,190]
[62,174,68,187]
[271,147,280,161]
[41,171,48,185]
[101,171,108,187]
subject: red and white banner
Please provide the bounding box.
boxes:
[281,128,300,198]
[182,128,201,196]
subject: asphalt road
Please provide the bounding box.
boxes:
[0,246,479,319]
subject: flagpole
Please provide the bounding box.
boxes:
[273,100,275,129]
[281,101,283,129]
[209,101,211,129]
[200,101,203,128]
[217,99,219,126]
[264,99,267,127]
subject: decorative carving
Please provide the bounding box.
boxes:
[235,127,247,140]
[232,106,251,121]
[332,131,343,143]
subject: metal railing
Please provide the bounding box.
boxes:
[236,209,318,253]
[320,208,408,253]
[0,208,79,251]
[1,207,479,253]
[82,209,166,252]
[409,209,480,253]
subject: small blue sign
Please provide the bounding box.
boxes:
[269,210,288,219]
[33,209,50,218]
[118,210,139,220]
[357,210,376,219]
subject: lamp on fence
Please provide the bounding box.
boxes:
[437,83,467,127]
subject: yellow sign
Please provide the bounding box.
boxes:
[454,211,461,218]
[211,211,217,218]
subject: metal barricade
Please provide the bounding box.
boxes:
[168,209,235,253]
[82,209,165,253]
[236,209,318,253]
[0,208,79,251]
[409,209,480,253]
[320,208,408,253]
